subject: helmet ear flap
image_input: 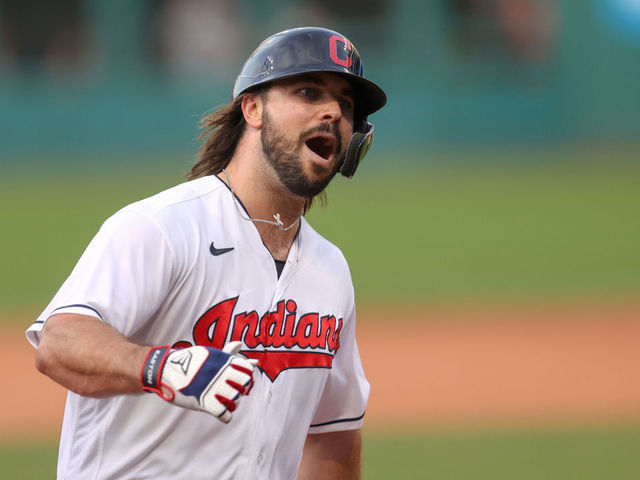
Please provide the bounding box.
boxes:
[340,121,375,178]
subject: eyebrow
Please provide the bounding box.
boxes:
[291,74,355,99]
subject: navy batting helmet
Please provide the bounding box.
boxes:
[233,27,387,178]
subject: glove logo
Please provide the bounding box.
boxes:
[173,297,343,381]
[169,349,193,375]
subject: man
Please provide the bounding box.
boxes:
[27,26,386,479]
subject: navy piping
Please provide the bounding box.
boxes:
[51,304,104,320]
[310,412,365,428]
[214,174,252,217]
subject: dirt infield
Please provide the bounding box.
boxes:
[2,301,640,442]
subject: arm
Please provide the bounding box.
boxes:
[35,313,148,397]
[297,429,362,480]
[35,313,257,423]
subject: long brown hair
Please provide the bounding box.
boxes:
[187,95,247,181]
[187,93,325,214]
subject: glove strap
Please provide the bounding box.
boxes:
[141,345,171,397]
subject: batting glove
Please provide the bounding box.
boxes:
[141,341,258,423]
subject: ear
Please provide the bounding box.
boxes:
[241,92,264,129]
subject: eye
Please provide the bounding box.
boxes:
[339,97,354,111]
[298,87,318,99]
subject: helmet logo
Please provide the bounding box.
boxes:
[261,57,274,73]
[329,35,352,68]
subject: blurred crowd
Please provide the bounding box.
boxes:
[1,0,638,152]
[0,0,389,78]
[0,0,560,78]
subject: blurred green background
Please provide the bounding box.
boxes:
[2,0,639,478]
[2,151,639,314]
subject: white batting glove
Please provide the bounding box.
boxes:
[141,341,258,423]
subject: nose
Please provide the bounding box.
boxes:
[319,97,342,123]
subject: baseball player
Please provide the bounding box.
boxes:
[27,26,386,479]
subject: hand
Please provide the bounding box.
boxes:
[141,341,258,423]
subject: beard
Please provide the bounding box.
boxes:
[260,109,344,198]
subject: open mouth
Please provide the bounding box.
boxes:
[305,134,337,161]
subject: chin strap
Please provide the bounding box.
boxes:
[339,121,375,179]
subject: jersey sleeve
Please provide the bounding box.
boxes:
[26,208,174,347]
[308,302,370,434]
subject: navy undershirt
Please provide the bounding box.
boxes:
[274,259,286,279]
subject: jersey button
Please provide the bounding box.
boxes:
[257,453,265,465]
[267,391,272,403]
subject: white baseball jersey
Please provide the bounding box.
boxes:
[26,175,369,480]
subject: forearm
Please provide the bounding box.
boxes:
[36,313,149,397]
[298,429,362,480]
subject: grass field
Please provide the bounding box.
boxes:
[362,427,640,480]
[2,149,639,478]
[3,427,640,479]
[2,150,639,316]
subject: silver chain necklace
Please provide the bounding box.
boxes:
[222,169,302,231]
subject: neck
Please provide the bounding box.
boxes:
[219,165,304,261]
[221,153,306,226]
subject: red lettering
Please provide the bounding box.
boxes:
[177,297,344,382]
[332,317,343,351]
[192,297,237,349]
[232,311,260,348]
[260,301,285,347]
[294,313,320,349]
[282,300,297,348]
[319,315,336,350]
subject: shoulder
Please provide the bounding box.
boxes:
[110,176,228,227]
[97,176,228,242]
[125,176,226,218]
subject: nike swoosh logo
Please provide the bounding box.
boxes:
[210,242,234,256]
